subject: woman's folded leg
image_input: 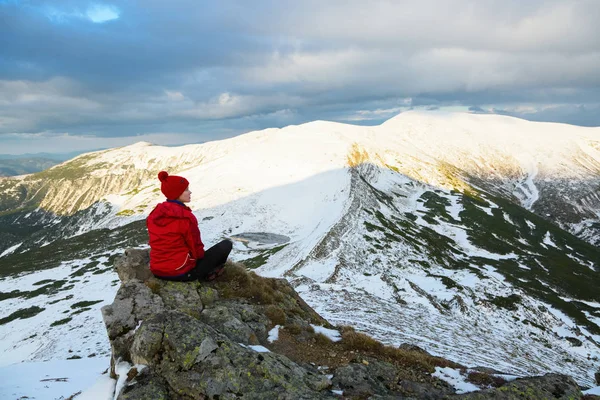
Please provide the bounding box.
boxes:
[195,239,233,279]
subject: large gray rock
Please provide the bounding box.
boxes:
[332,358,400,398]
[398,343,431,355]
[397,379,454,399]
[332,358,454,399]
[115,248,152,283]
[451,373,582,399]
[198,285,219,306]
[105,250,338,398]
[102,281,165,339]
[125,311,335,400]
[101,280,165,365]
[156,280,203,319]
[199,302,269,345]
[118,367,170,400]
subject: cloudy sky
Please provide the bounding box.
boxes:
[1,0,599,154]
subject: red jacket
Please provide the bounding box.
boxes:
[146,200,205,277]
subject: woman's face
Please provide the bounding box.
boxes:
[178,187,192,203]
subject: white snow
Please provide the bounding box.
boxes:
[516,158,539,209]
[79,375,115,400]
[408,274,456,301]
[296,258,339,283]
[311,325,342,342]
[543,232,557,247]
[268,325,280,343]
[0,255,121,367]
[248,345,271,353]
[584,386,600,395]
[0,242,22,258]
[0,357,111,400]
[113,361,133,400]
[352,274,397,301]
[475,204,495,216]
[427,220,517,263]
[560,298,600,309]
[446,193,463,221]
[454,271,483,289]
[525,220,536,230]
[432,367,480,394]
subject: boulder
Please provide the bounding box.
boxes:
[105,250,339,399]
[332,358,454,399]
[127,311,334,400]
[102,281,165,339]
[118,367,170,400]
[199,302,269,345]
[398,343,431,355]
[101,280,165,366]
[198,285,219,306]
[114,248,152,283]
[332,358,400,398]
[397,379,455,399]
[452,373,582,399]
[156,280,203,319]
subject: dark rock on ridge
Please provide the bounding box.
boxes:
[451,374,581,399]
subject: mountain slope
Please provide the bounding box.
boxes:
[378,112,600,246]
[1,111,598,253]
[0,111,599,387]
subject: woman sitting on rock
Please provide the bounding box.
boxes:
[146,171,233,281]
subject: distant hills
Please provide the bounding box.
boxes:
[0,149,109,177]
[0,150,99,161]
[0,158,60,177]
[0,150,102,177]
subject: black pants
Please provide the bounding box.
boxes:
[156,239,233,282]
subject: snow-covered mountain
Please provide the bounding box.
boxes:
[1,111,599,250]
[1,111,599,390]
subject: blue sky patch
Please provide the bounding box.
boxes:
[86,3,119,23]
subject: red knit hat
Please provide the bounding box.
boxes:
[158,171,189,200]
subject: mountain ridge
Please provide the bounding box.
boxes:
[0,111,599,388]
[1,111,598,247]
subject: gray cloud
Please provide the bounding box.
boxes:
[492,104,600,127]
[0,0,599,152]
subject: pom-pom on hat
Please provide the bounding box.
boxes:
[158,171,189,200]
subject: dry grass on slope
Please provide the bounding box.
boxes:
[211,262,505,388]
[211,261,328,326]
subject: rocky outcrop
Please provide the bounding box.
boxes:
[102,249,590,399]
[127,311,331,399]
[103,250,335,399]
[452,374,581,399]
